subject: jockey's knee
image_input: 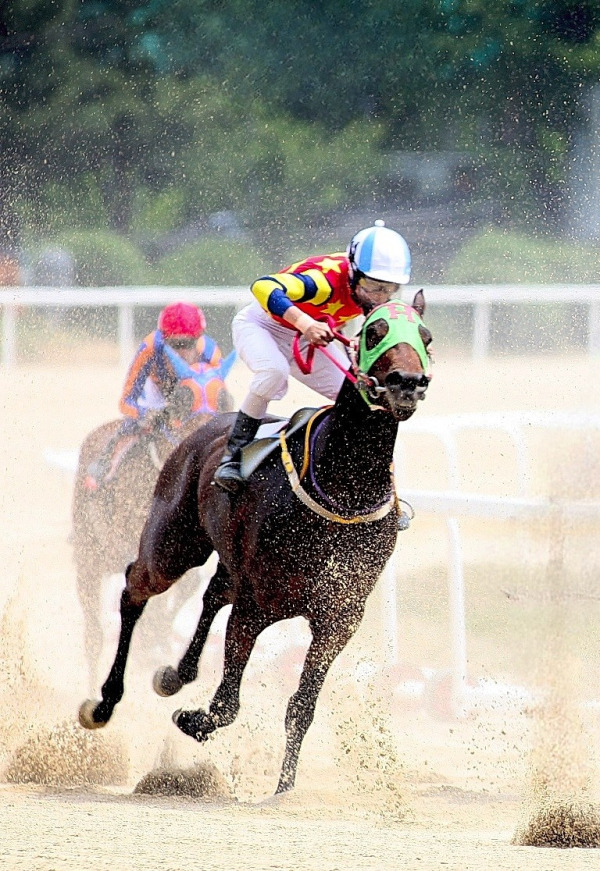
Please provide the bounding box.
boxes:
[251,367,288,401]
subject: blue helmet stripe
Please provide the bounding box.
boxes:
[357,229,376,272]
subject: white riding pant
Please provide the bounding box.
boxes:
[232,302,351,418]
[137,377,166,411]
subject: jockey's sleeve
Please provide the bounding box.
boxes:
[197,334,223,368]
[119,332,159,420]
[251,269,334,318]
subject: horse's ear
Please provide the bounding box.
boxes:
[412,289,425,318]
[419,324,432,347]
[364,317,389,352]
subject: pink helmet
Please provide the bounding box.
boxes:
[158,302,206,338]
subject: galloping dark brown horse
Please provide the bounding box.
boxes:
[79,293,432,793]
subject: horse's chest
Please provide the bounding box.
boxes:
[248,515,396,612]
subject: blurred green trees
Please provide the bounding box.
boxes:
[1,0,599,280]
[446,227,600,283]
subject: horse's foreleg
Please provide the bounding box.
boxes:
[173,595,267,742]
[276,617,359,794]
[79,571,147,728]
[153,560,232,696]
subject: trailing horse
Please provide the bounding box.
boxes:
[72,381,233,693]
[79,292,433,794]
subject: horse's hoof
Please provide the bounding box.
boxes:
[172,708,212,743]
[153,666,184,697]
[78,699,108,730]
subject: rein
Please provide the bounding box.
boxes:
[291,316,404,401]
[147,440,164,471]
[145,421,191,471]
[292,317,358,385]
[279,428,397,525]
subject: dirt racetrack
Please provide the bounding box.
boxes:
[2,329,600,870]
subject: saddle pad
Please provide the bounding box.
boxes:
[254,419,288,439]
[240,406,319,480]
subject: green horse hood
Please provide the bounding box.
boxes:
[359,299,429,373]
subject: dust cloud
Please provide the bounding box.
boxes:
[1,344,600,868]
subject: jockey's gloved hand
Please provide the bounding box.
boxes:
[284,308,334,347]
[303,320,334,347]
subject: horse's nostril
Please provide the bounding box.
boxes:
[385,371,424,393]
[384,371,402,387]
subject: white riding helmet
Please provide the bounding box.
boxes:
[347,220,411,284]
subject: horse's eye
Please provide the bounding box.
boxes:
[364,318,389,352]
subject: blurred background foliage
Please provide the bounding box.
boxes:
[447,227,600,282]
[0,0,599,285]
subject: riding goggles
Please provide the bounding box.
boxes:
[357,276,401,298]
[166,337,198,351]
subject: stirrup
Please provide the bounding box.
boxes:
[213,459,244,493]
[397,499,415,531]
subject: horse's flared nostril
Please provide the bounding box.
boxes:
[385,371,429,394]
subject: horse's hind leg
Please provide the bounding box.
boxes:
[153,560,233,697]
[79,568,146,727]
[173,592,268,743]
[276,615,360,794]
[79,456,213,730]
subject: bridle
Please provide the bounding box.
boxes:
[292,314,431,410]
[287,315,427,525]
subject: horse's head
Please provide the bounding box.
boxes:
[356,290,432,421]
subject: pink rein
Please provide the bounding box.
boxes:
[292,316,358,384]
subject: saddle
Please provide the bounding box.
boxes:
[239,406,324,480]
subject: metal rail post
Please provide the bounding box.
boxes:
[1,304,16,368]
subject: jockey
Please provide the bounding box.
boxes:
[119,301,224,425]
[214,221,412,493]
[86,301,229,490]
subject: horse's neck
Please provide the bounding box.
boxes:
[311,379,398,505]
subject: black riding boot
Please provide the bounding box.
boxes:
[213,411,261,493]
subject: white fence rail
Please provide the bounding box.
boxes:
[0,286,248,370]
[380,411,600,717]
[2,284,600,368]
